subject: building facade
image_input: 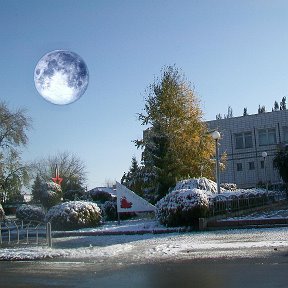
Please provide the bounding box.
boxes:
[207,110,288,188]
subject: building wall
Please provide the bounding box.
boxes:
[207,110,288,188]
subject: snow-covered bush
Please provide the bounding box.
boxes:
[45,201,102,230]
[16,204,45,222]
[63,188,85,201]
[102,201,117,220]
[155,178,218,227]
[39,181,62,210]
[174,177,224,193]
[156,188,210,227]
[156,177,284,227]
[89,190,114,203]
[221,183,237,191]
[0,204,5,220]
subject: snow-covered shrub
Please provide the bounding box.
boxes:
[0,204,5,220]
[102,201,117,220]
[156,188,210,227]
[16,204,45,222]
[174,177,224,193]
[39,181,62,210]
[45,201,102,230]
[221,183,237,191]
[89,190,114,203]
[63,188,85,201]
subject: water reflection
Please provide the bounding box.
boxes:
[0,258,287,288]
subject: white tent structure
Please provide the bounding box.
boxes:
[116,182,156,213]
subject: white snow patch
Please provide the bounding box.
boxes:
[1,219,288,261]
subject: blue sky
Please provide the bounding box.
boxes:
[1,0,288,189]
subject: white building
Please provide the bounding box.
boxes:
[207,110,288,188]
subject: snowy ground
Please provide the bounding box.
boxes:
[1,211,288,262]
[3,178,285,262]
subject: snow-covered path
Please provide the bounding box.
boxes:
[1,221,288,288]
[54,227,288,262]
[1,224,288,262]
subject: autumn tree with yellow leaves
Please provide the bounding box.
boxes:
[125,66,216,202]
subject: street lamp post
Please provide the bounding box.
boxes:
[262,151,268,193]
[211,130,221,194]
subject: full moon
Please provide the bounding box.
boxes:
[34,50,89,105]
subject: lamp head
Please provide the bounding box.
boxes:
[262,151,267,158]
[211,130,221,140]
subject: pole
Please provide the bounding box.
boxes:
[47,222,52,248]
[264,157,268,193]
[117,212,121,225]
[262,152,268,194]
[215,138,220,194]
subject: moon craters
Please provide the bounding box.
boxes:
[34,50,89,105]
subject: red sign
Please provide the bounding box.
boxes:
[52,175,63,185]
[52,165,63,185]
[120,196,132,209]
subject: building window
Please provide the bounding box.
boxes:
[248,161,255,170]
[235,132,253,149]
[236,163,243,171]
[258,128,276,146]
[283,126,288,143]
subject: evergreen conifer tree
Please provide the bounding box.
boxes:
[274,101,279,111]
[215,113,222,120]
[258,105,266,114]
[243,107,248,116]
[274,145,288,183]
[280,96,286,110]
[31,174,42,203]
[121,156,144,196]
[224,106,233,118]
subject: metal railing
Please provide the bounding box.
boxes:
[0,219,52,247]
[209,190,287,217]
